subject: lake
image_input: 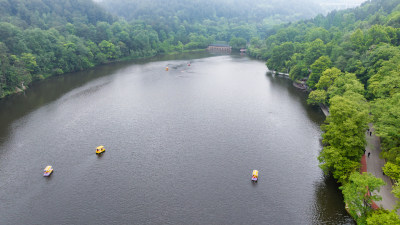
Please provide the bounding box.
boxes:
[0,52,354,224]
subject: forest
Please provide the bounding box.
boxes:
[98,0,335,38]
[1,0,400,223]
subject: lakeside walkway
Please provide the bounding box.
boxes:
[366,125,400,214]
[320,106,399,213]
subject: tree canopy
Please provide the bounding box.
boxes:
[341,172,385,224]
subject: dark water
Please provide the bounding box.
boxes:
[0,52,354,224]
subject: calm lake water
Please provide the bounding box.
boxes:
[0,52,354,224]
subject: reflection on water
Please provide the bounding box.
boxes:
[310,174,355,224]
[264,72,326,124]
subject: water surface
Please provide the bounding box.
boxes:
[0,52,354,224]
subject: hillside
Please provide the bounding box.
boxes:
[0,0,114,28]
[98,0,365,39]
[98,0,365,24]
[0,0,163,98]
[99,0,323,23]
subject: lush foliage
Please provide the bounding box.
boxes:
[341,172,385,224]
[319,91,369,183]
[367,209,400,225]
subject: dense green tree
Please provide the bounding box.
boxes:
[99,40,120,59]
[20,53,38,73]
[307,55,331,89]
[368,56,400,99]
[366,25,391,46]
[304,39,326,67]
[371,93,400,161]
[387,10,400,29]
[341,172,385,224]
[350,29,366,51]
[229,37,246,50]
[367,209,400,225]
[328,72,365,99]
[306,27,330,43]
[289,62,308,81]
[267,42,295,72]
[307,89,327,105]
[366,44,400,80]
[319,92,369,183]
[383,162,400,181]
[392,184,400,209]
[315,67,342,91]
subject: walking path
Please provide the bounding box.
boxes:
[365,125,400,214]
[320,105,399,213]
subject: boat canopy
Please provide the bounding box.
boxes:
[252,170,258,177]
[96,146,104,150]
[44,166,52,171]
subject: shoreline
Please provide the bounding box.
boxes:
[319,102,399,216]
[0,49,207,100]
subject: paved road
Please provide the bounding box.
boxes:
[366,125,400,213]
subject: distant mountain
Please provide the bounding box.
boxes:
[317,0,366,11]
[98,0,366,24]
[0,0,114,29]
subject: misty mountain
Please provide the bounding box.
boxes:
[0,0,114,29]
[97,0,366,24]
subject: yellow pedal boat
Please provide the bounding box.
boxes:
[43,165,53,177]
[252,170,258,182]
[96,146,106,154]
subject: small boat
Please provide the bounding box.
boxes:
[252,170,258,182]
[165,67,169,71]
[43,166,53,177]
[96,146,106,154]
